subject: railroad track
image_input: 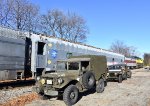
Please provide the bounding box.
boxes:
[0,78,36,90]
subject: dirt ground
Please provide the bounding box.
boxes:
[26,68,150,106]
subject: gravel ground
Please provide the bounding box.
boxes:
[1,68,150,106]
[26,68,150,106]
[0,86,33,104]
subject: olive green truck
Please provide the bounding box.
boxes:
[33,55,107,105]
[107,64,132,83]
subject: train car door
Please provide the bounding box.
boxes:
[36,41,47,77]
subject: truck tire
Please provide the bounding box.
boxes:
[82,71,96,89]
[63,85,79,106]
[34,82,44,94]
[118,75,122,83]
[96,78,104,93]
[104,80,107,87]
[127,71,132,78]
[123,73,127,80]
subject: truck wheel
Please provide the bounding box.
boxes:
[96,78,104,93]
[104,80,107,87]
[118,75,122,83]
[123,73,127,80]
[127,71,132,78]
[82,71,96,89]
[63,85,79,106]
[34,82,44,94]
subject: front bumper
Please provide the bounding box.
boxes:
[107,73,119,79]
[44,89,58,96]
[32,86,58,96]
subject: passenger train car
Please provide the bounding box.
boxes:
[124,57,144,69]
[124,57,136,69]
[0,26,125,80]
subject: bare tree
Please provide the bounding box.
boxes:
[24,2,39,32]
[40,9,89,43]
[110,40,138,57]
[40,9,66,37]
[65,12,88,43]
[0,0,14,26]
[11,0,39,31]
[0,1,88,43]
[144,53,150,66]
[0,0,39,32]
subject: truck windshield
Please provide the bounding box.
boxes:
[68,62,79,70]
[57,61,67,71]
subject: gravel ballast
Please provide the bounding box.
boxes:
[0,87,33,104]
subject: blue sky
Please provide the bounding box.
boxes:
[31,0,150,56]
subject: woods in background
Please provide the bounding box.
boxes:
[0,0,88,43]
[110,40,139,57]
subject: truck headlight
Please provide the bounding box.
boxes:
[40,79,45,85]
[37,76,40,81]
[57,78,63,84]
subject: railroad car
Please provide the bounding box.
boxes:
[124,57,137,69]
[132,56,144,68]
[0,26,125,80]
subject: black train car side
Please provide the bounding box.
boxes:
[0,36,31,80]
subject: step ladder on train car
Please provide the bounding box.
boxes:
[16,70,24,80]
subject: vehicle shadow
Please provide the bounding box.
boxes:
[78,88,96,101]
[107,79,118,82]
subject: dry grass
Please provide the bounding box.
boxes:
[0,93,39,106]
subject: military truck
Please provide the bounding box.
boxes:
[107,64,132,83]
[34,55,107,105]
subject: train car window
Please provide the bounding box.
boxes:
[112,58,115,62]
[121,59,123,62]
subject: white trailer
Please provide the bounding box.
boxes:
[30,34,125,77]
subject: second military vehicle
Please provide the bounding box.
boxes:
[34,55,107,105]
[107,64,132,83]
